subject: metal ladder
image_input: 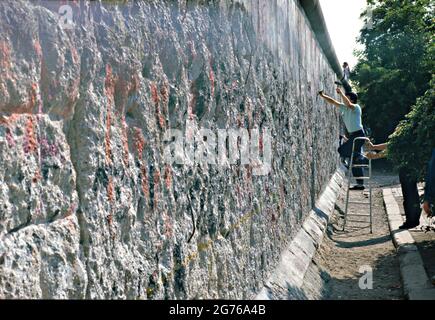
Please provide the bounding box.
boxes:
[342,137,373,233]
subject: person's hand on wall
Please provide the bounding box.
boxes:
[336,87,344,95]
[340,135,348,143]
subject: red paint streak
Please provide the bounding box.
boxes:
[29,83,38,112]
[164,165,172,190]
[259,134,263,153]
[33,40,42,60]
[71,46,79,65]
[0,41,11,70]
[104,65,116,165]
[141,166,150,200]
[160,83,169,105]
[150,82,160,106]
[153,168,160,208]
[163,211,173,238]
[107,177,114,203]
[209,60,215,97]
[134,127,146,158]
[159,82,168,129]
[150,82,165,128]
[23,116,38,154]
[134,128,149,199]
[158,113,165,129]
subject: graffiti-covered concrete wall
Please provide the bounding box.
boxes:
[0,0,341,299]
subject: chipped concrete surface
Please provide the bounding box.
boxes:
[0,0,341,299]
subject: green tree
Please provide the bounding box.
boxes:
[387,76,435,180]
[353,0,434,142]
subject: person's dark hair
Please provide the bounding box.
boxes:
[346,92,358,104]
[343,62,349,67]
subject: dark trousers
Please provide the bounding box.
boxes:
[399,168,421,225]
[338,129,366,185]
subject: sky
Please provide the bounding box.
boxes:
[319,0,368,69]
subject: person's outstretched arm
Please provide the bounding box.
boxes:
[318,91,341,107]
[366,141,388,151]
[365,141,388,160]
[366,150,387,160]
[336,88,355,110]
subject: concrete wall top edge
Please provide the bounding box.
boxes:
[299,0,343,77]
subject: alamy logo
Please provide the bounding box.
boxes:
[358,265,373,290]
[163,121,272,176]
[57,5,74,30]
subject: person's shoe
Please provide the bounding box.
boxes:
[398,222,419,230]
[334,80,343,86]
[349,185,365,191]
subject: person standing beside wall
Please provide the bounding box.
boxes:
[366,142,422,229]
[423,148,435,217]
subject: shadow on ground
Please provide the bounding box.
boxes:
[322,227,402,300]
[309,183,403,300]
[413,239,435,282]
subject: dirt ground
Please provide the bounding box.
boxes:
[313,170,404,300]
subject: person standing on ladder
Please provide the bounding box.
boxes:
[318,87,369,190]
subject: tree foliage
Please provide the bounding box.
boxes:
[387,76,435,180]
[353,0,434,142]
